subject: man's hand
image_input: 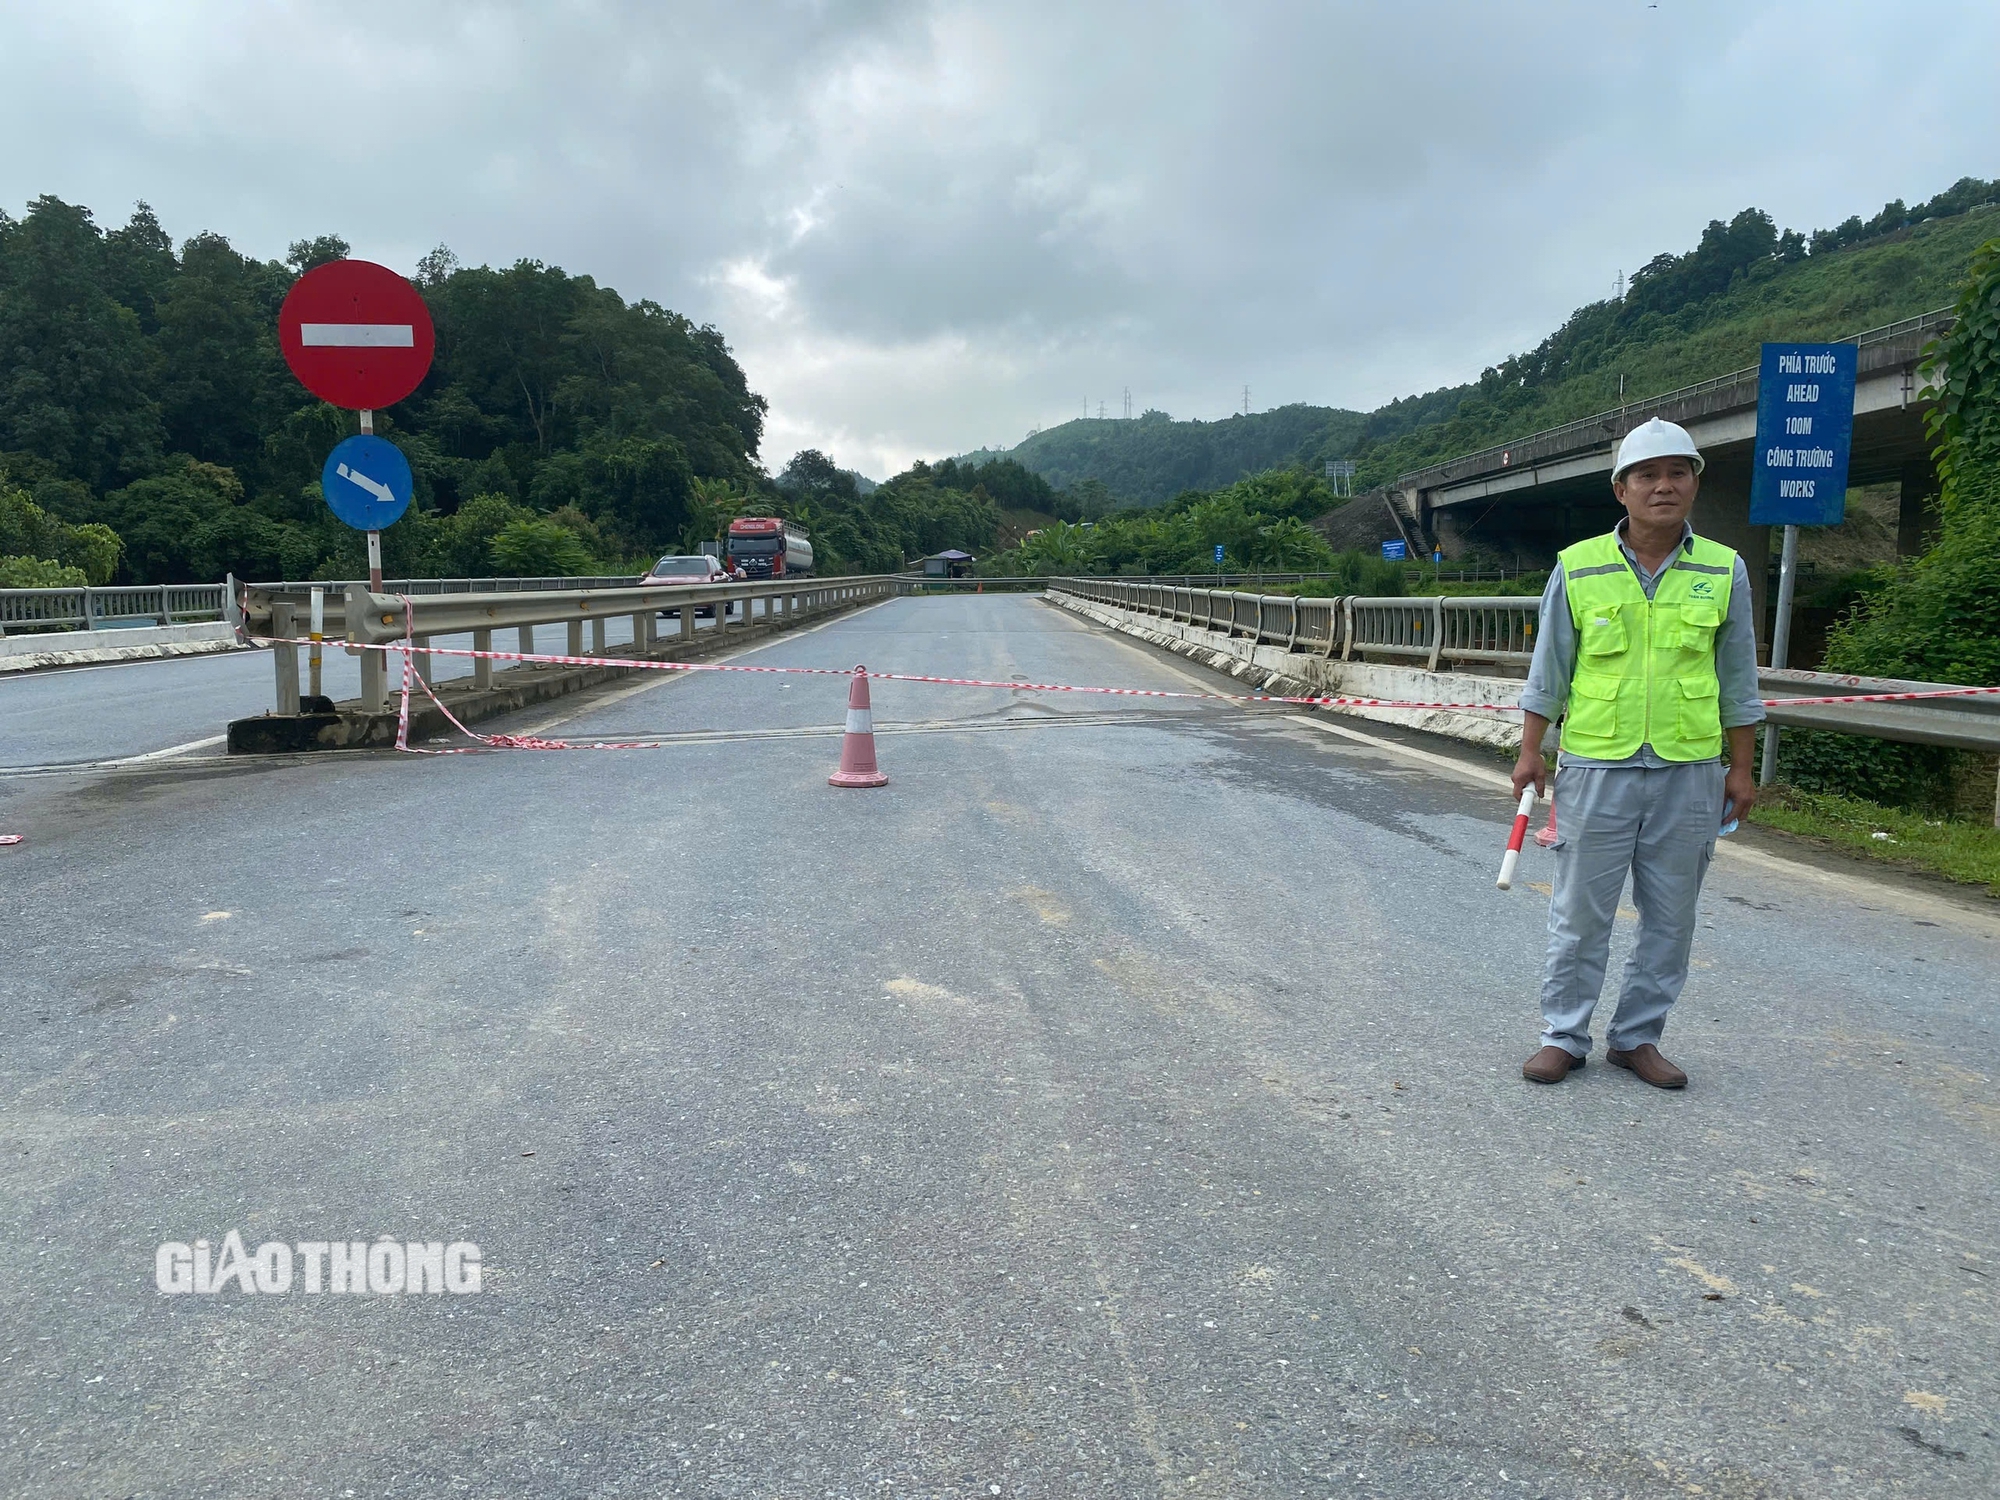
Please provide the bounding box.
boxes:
[1513,712,1551,799]
[1723,725,1758,825]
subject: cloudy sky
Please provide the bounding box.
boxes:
[3,1,1996,479]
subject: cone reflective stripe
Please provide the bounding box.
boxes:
[829,666,889,788]
[1496,786,1535,890]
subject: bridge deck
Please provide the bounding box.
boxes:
[2,595,1993,1495]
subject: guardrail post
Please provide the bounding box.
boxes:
[517,624,535,659]
[679,602,696,642]
[473,629,493,689]
[1287,597,1300,651]
[1426,598,1444,671]
[1341,597,1355,661]
[271,603,301,715]
[84,587,99,632]
[413,634,434,684]
[155,585,170,626]
[591,616,607,655]
[347,586,386,712]
[567,619,585,656]
[632,610,652,650]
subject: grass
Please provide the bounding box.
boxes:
[1750,786,2000,896]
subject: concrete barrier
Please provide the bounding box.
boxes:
[0,621,244,674]
[1047,591,1525,752]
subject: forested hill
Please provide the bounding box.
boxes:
[958,403,1363,507]
[964,175,2000,506]
[0,196,767,585]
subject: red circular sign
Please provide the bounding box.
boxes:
[278,259,436,410]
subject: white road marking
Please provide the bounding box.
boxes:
[105,734,229,765]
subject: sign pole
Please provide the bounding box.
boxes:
[358,408,383,591]
[308,585,324,701]
[1758,523,1801,786]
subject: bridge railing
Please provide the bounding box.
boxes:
[237,573,909,715]
[1049,577,1540,669]
[0,583,229,635]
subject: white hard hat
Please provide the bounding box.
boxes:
[1612,417,1704,482]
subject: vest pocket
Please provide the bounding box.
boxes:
[1577,606,1627,656]
[1567,672,1622,744]
[1676,602,1722,653]
[1677,675,1720,738]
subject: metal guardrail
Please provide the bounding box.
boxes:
[0,584,228,634]
[1049,578,2000,759]
[1758,669,2000,753]
[244,574,642,597]
[1050,577,1539,670]
[237,574,907,715]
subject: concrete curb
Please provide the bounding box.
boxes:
[0,622,244,674]
[1048,592,1525,753]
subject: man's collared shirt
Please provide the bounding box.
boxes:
[1520,518,1765,769]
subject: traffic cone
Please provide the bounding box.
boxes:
[829,666,889,788]
[1532,796,1559,848]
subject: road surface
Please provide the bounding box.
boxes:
[1,593,1994,1497]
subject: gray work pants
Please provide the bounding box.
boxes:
[1540,761,1722,1058]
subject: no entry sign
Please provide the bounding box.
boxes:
[278,260,436,410]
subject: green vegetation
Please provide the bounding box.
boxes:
[983,469,1356,577]
[0,196,766,583]
[0,483,120,585]
[962,404,1363,508]
[1750,787,2000,897]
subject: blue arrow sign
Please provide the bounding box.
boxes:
[1749,342,1856,527]
[320,434,412,530]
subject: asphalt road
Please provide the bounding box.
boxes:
[1,593,1995,1498]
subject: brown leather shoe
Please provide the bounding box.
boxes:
[1607,1043,1687,1089]
[1522,1045,1584,1084]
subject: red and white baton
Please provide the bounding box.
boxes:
[1496,787,1536,890]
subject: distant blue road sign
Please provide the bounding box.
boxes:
[320,434,413,530]
[1750,342,1856,526]
[1381,540,1407,561]
[1213,544,1226,564]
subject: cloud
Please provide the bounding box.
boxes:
[3,0,1997,480]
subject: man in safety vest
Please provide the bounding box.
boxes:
[1512,417,1765,1089]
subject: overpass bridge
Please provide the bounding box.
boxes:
[1376,307,1953,639]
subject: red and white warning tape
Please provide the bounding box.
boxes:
[244,605,2000,756]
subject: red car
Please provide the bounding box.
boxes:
[642,554,738,619]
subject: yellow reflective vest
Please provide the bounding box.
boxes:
[1557,530,1737,762]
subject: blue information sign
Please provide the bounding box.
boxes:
[1213,543,1226,564]
[320,434,413,530]
[1749,342,1856,526]
[1381,539,1407,561]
